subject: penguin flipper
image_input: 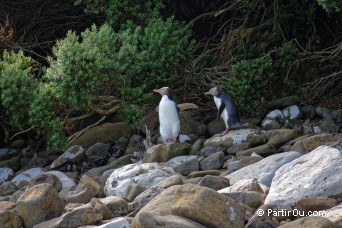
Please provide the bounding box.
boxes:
[217,102,225,120]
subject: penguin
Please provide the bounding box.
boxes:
[204,87,243,136]
[153,87,180,144]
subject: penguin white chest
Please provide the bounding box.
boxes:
[158,96,180,140]
[214,96,229,128]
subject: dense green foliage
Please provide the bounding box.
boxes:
[317,0,342,12]
[75,0,164,28]
[0,50,37,129]
[223,41,299,115]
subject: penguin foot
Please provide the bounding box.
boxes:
[219,128,230,136]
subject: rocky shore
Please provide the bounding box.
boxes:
[0,97,341,228]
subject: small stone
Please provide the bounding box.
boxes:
[227,143,250,155]
[196,146,225,157]
[28,173,62,192]
[11,167,45,188]
[221,191,263,209]
[67,175,101,204]
[197,175,230,190]
[296,197,337,214]
[143,143,191,163]
[123,184,147,202]
[152,174,184,189]
[99,196,129,217]
[279,216,340,228]
[166,155,199,175]
[85,143,110,160]
[50,145,85,169]
[200,151,224,170]
[237,156,263,169]
[188,170,220,178]
[189,139,204,155]
[130,187,164,210]
[90,198,114,220]
[0,181,17,196]
[218,179,264,194]
[0,209,23,228]
[0,201,16,211]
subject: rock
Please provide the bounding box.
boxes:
[90,198,114,220]
[17,183,65,228]
[290,133,342,154]
[104,163,174,197]
[246,204,278,228]
[123,184,147,202]
[188,170,220,178]
[199,151,224,170]
[261,110,285,130]
[67,175,101,203]
[226,157,238,174]
[0,157,20,172]
[153,174,184,189]
[99,196,129,217]
[84,155,132,178]
[316,106,332,119]
[319,119,340,133]
[331,109,342,124]
[265,146,342,208]
[0,168,14,185]
[170,184,245,228]
[133,212,207,228]
[0,148,17,161]
[227,151,301,186]
[28,173,62,192]
[301,105,316,120]
[282,105,303,120]
[227,142,251,155]
[180,117,207,136]
[140,112,159,136]
[279,216,340,228]
[324,203,342,225]
[9,190,24,203]
[222,191,263,209]
[143,143,191,163]
[166,155,199,175]
[11,167,45,188]
[218,179,264,194]
[132,184,244,228]
[131,187,164,210]
[196,146,225,157]
[0,201,16,211]
[189,139,204,155]
[266,96,297,110]
[204,128,259,148]
[126,135,145,155]
[71,122,133,148]
[50,145,85,169]
[0,181,17,196]
[85,143,110,160]
[296,197,337,215]
[237,129,303,157]
[197,175,230,190]
[0,209,23,228]
[237,156,263,169]
[45,171,77,199]
[95,217,131,228]
[33,204,103,228]
[207,119,226,136]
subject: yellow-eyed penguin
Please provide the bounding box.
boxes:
[153,87,180,144]
[204,87,243,136]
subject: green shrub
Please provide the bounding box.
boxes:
[74,0,164,28]
[29,84,68,149]
[0,50,37,129]
[223,55,273,116]
[316,0,342,12]
[122,104,143,130]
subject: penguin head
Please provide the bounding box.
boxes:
[204,87,221,97]
[153,87,173,99]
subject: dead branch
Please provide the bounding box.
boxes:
[9,126,35,141]
[67,115,107,144]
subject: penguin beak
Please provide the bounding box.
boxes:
[153,89,159,93]
[204,91,210,96]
